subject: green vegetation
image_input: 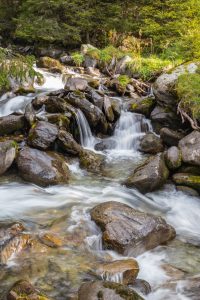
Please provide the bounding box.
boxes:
[0,47,42,93]
[118,75,131,88]
[176,73,200,128]
[71,52,84,67]
[0,0,200,61]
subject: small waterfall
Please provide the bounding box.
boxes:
[101,272,123,284]
[75,109,96,149]
[113,111,152,151]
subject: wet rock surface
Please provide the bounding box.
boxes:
[78,281,144,300]
[173,173,200,191]
[96,259,139,285]
[140,133,164,154]
[91,201,176,255]
[57,130,82,155]
[79,149,104,173]
[0,140,17,175]
[28,121,58,150]
[0,115,25,136]
[125,153,169,193]
[160,127,185,147]
[165,146,182,170]
[179,131,200,166]
[65,77,88,92]
[17,147,70,186]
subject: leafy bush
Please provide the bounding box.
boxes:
[71,52,84,66]
[0,47,42,93]
[176,72,200,127]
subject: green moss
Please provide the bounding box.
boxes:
[176,73,200,120]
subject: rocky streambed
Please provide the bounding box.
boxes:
[0,53,200,300]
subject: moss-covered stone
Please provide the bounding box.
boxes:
[173,173,200,191]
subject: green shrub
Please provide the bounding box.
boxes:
[176,73,200,121]
[0,48,42,93]
[71,52,84,66]
[118,75,131,88]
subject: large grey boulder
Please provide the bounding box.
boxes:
[0,115,25,136]
[65,77,88,92]
[17,147,70,186]
[165,146,182,170]
[179,131,200,166]
[160,127,185,147]
[140,133,164,154]
[57,130,82,155]
[125,153,169,193]
[91,201,175,256]
[28,121,58,150]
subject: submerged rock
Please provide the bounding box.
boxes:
[0,222,30,265]
[91,201,175,256]
[176,185,199,197]
[0,140,17,175]
[39,232,63,248]
[0,115,25,136]
[179,131,200,167]
[65,77,88,92]
[165,146,182,170]
[125,153,169,193]
[173,173,200,191]
[94,139,117,151]
[57,130,82,155]
[140,133,164,154]
[7,280,50,300]
[78,281,144,300]
[28,121,58,150]
[97,259,139,285]
[17,147,70,186]
[79,149,104,173]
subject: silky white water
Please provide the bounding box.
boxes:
[0,68,199,299]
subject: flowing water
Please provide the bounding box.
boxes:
[0,69,199,300]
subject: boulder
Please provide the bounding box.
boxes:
[81,44,98,55]
[150,105,181,132]
[66,92,107,132]
[78,281,144,300]
[173,173,200,191]
[0,115,25,136]
[60,55,74,65]
[79,149,104,173]
[0,222,30,265]
[140,133,164,154]
[96,259,139,285]
[116,55,132,74]
[45,96,67,113]
[37,56,64,73]
[28,121,58,150]
[165,146,182,170]
[7,280,49,300]
[104,96,115,122]
[133,279,151,295]
[84,56,98,68]
[125,97,156,117]
[65,77,88,92]
[125,153,169,193]
[57,130,82,155]
[0,140,17,175]
[17,147,70,186]
[109,98,121,118]
[179,131,200,166]
[91,201,176,256]
[153,62,200,108]
[160,127,185,147]
[87,89,104,110]
[32,94,49,110]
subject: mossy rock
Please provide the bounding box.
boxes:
[126,97,156,117]
[37,56,64,73]
[173,173,200,191]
